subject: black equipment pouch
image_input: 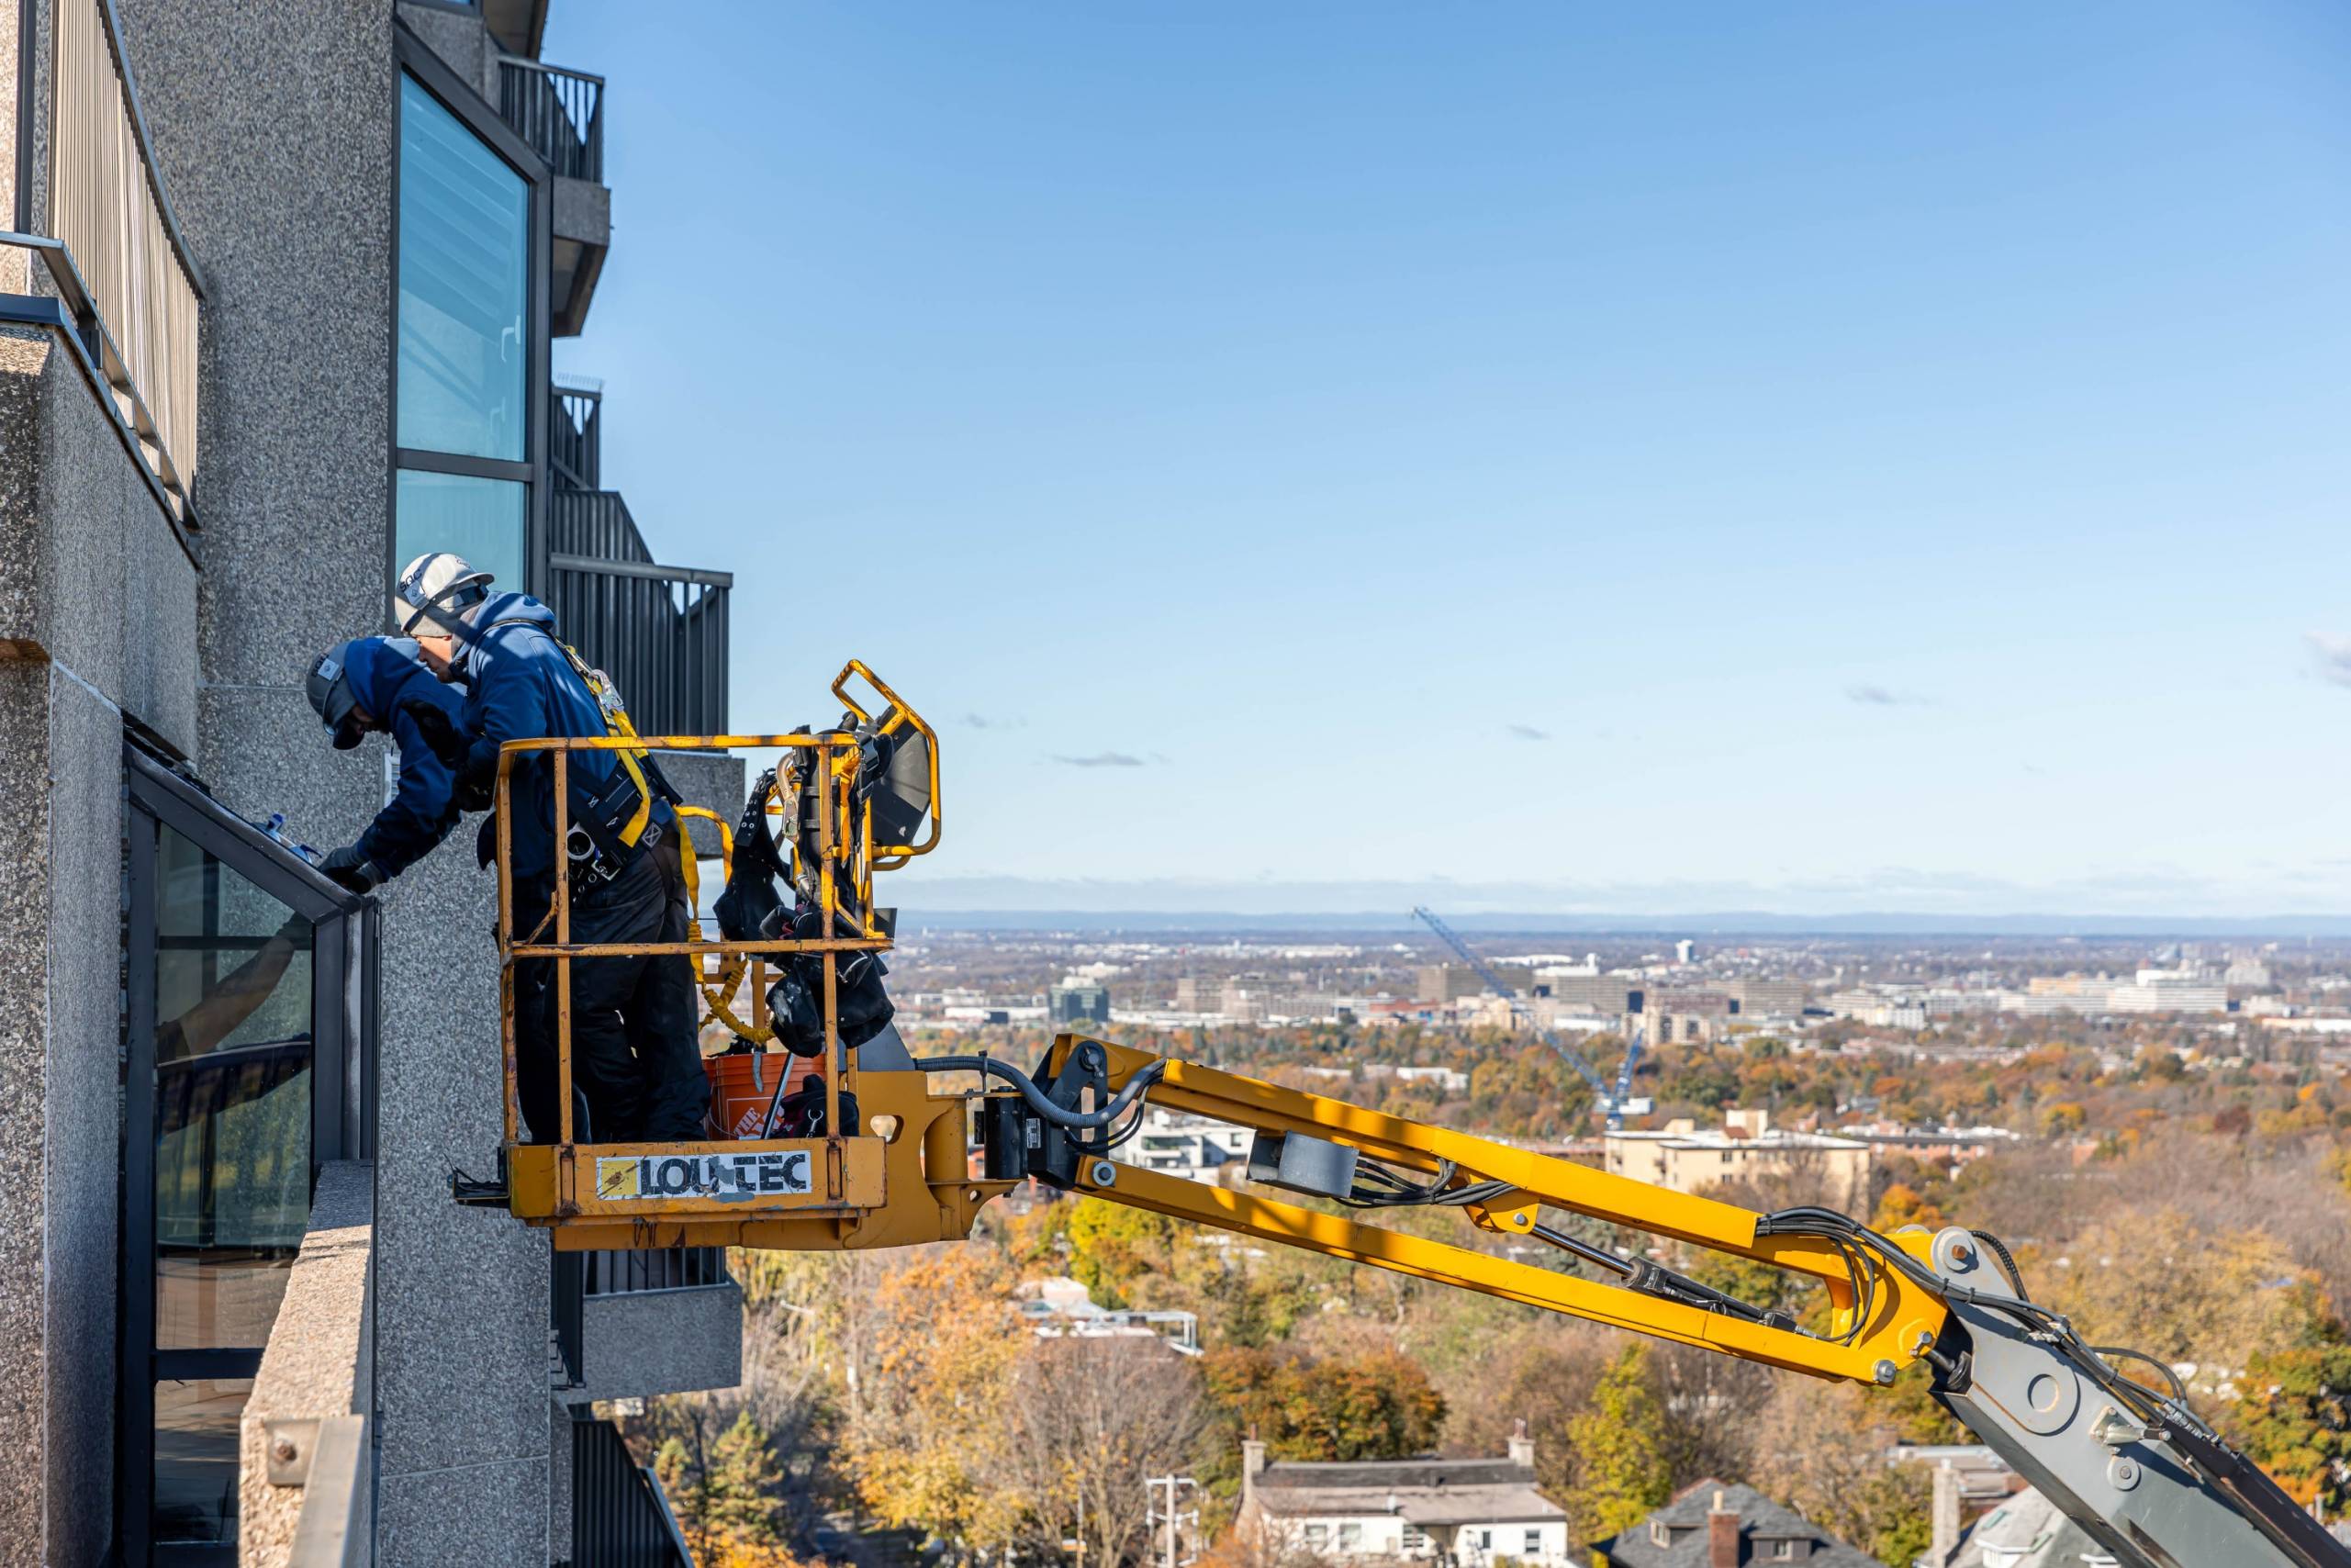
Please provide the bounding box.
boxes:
[565,764,648,887]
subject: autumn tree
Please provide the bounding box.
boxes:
[1002,1336,1205,1566]
[843,1246,1026,1556]
[2042,1209,2331,1397]
[1201,1346,1446,1473]
[1750,1373,1932,1566]
[2233,1336,2351,1514]
[1562,1345,1672,1541]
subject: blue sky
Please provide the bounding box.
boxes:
[548,2,2351,917]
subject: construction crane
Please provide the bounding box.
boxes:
[1410,904,1645,1128]
[459,666,2347,1568]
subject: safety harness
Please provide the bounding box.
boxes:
[667,800,778,1046]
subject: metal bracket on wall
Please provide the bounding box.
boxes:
[263,1416,321,1486]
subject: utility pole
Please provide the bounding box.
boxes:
[1146,1475,1198,1568]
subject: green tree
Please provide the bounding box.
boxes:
[1563,1346,1672,1540]
[2234,1338,2351,1514]
[1066,1196,1175,1308]
[655,1410,789,1562]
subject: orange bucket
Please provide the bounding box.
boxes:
[704,1050,816,1139]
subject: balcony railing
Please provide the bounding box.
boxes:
[549,488,730,738]
[586,1245,731,1295]
[42,0,204,519]
[498,57,602,182]
[572,1416,691,1565]
[551,382,600,490]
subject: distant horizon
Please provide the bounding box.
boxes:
[891,906,2351,939]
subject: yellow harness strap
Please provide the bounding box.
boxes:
[476,618,657,850]
[551,639,655,850]
[669,802,774,1045]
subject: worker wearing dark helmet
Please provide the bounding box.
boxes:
[303,636,467,894]
[390,550,707,1146]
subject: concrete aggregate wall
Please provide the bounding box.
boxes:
[0,297,200,1565]
[113,1,558,1560]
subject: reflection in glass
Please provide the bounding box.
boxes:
[394,468,526,596]
[151,824,310,1350]
[398,73,529,460]
[153,1377,252,1543]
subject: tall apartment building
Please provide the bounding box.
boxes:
[2,2,743,1562]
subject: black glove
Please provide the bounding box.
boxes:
[476,813,499,870]
[321,844,381,895]
[399,697,468,767]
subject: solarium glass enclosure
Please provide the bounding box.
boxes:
[119,749,376,1565]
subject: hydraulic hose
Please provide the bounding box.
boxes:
[915,1053,1166,1130]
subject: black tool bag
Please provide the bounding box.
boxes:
[767,1075,860,1138]
[713,767,788,941]
[762,901,896,1058]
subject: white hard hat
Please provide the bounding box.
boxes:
[391,552,494,638]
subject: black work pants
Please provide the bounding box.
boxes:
[514,828,708,1144]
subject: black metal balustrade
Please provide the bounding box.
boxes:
[585,1246,732,1295]
[498,58,603,181]
[548,489,731,739]
[552,384,601,490]
[572,1415,691,1565]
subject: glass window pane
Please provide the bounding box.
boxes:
[153,1377,252,1543]
[398,72,528,460]
[152,825,311,1350]
[396,469,526,594]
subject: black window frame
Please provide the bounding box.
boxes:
[116,747,379,1566]
[387,22,553,612]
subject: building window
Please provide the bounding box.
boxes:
[394,468,527,595]
[1524,1529,1542,1555]
[1401,1527,1428,1553]
[1338,1523,1362,1552]
[1772,1541,1795,1560]
[392,37,544,606]
[1305,1524,1329,1549]
[118,751,375,1562]
[397,73,527,460]
[1478,1530,1494,1551]
[1651,1522,1671,1547]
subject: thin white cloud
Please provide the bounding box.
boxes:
[1846,683,1936,708]
[2306,634,2351,689]
[1053,752,1146,768]
[1506,723,1549,741]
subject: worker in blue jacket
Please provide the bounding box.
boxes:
[304,636,467,894]
[392,551,707,1146]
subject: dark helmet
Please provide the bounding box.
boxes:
[306,641,371,750]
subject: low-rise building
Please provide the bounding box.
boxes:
[1112,1106,1254,1184]
[1604,1110,1874,1208]
[1840,1124,2022,1173]
[1420,963,1534,1003]
[1589,1481,1879,1567]
[1726,979,1809,1014]
[1240,1433,1571,1565]
[1920,1486,2100,1568]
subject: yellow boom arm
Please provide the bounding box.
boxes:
[994,1036,1947,1385]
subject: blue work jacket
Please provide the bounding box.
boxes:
[343,636,466,879]
[453,593,673,883]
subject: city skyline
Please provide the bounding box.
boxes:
[550,2,2351,913]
